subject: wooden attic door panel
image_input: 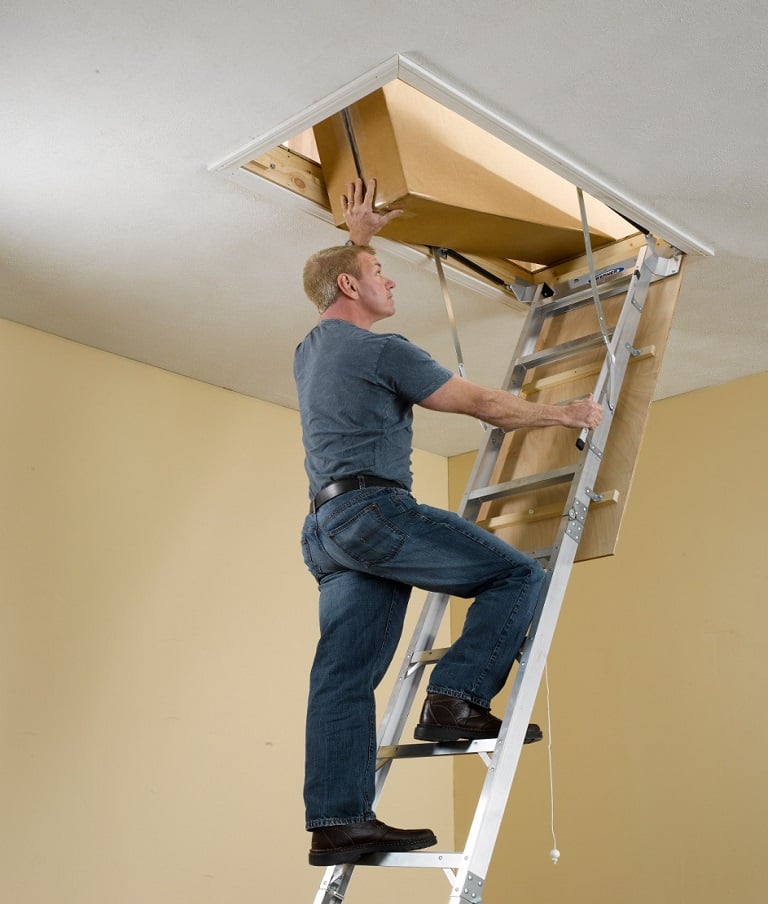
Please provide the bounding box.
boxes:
[312,80,631,265]
[479,261,685,561]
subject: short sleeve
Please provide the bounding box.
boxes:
[378,335,454,403]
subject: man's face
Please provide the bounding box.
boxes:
[352,253,396,325]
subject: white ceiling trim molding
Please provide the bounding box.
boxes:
[207,56,400,172]
[209,52,713,257]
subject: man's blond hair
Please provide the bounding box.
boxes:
[302,244,375,314]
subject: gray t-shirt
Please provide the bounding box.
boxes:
[294,319,453,497]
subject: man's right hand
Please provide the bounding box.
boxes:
[342,177,403,245]
[560,395,603,430]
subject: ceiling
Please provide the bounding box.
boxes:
[2,1,766,457]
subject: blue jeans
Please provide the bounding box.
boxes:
[300,485,545,829]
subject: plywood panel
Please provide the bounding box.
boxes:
[313,80,635,265]
[478,258,685,560]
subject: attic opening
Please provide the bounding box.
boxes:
[238,78,651,298]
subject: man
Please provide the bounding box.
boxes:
[295,178,602,866]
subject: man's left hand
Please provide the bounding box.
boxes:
[343,177,403,245]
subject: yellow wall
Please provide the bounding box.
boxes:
[0,319,453,904]
[451,371,768,904]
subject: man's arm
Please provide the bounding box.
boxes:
[343,177,403,245]
[420,375,603,431]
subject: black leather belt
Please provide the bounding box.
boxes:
[310,476,403,513]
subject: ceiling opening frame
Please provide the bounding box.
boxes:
[208,53,713,259]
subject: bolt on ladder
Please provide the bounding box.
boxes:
[313,236,683,904]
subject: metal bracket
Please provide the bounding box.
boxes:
[435,246,538,304]
[508,277,553,304]
[648,250,683,278]
[318,867,348,903]
[586,438,604,459]
[458,872,485,904]
[565,499,588,542]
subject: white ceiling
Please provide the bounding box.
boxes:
[2,1,766,456]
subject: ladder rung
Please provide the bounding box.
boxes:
[525,547,554,563]
[517,330,612,371]
[410,648,448,664]
[468,465,577,504]
[355,851,465,869]
[538,270,635,316]
[377,739,496,763]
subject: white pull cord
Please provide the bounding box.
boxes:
[545,664,561,864]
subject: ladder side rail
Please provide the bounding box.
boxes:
[523,247,658,647]
[574,239,682,424]
[450,386,622,895]
[575,242,653,449]
[448,541,578,901]
[451,244,656,894]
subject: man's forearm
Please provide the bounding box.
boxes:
[421,377,602,431]
[474,389,572,430]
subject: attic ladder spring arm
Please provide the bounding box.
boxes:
[341,107,366,180]
[436,247,530,298]
[576,187,616,413]
[432,247,467,378]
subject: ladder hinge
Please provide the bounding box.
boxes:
[648,250,683,278]
[458,872,485,904]
[566,499,589,542]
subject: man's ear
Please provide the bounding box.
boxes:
[337,272,356,297]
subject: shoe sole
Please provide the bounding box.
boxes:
[414,724,543,743]
[414,724,498,742]
[309,835,437,866]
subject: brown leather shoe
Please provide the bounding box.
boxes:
[414,692,543,743]
[309,819,437,866]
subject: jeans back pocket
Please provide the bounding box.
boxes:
[326,503,406,567]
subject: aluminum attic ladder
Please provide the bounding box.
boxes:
[312,235,683,904]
